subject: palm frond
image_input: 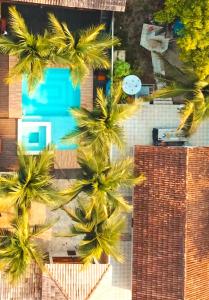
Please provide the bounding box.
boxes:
[111,102,139,122]
[0,146,61,212]
[177,101,194,132]
[8,6,30,39]
[107,192,132,213]
[78,24,105,44]
[48,13,65,37]
[0,208,51,282]
[0,36,20,54]
[61,203,125,264]
[60,152,144,213]
[63,86,138,154]
[31,218,58,238]
[150,83,194,99]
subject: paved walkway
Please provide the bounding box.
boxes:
[91,287,131,300]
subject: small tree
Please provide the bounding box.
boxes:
[60,201,125,264]
[0,146,60,213]
[149,55,209,135]
[155,0,209,80]
[0,209,54,282]
[0,7,119,91]
[60,150,145,216]
[62,85,139,156]
[48,14,119,86]
[113,59,131,81]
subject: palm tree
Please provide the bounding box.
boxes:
[0,7,118,92]
[59,150,145,216]
[48,13,119,85]
[0,209,54,282]
[62,86,140,155]
[0,6,52,92]
[60,201,125,265]
[0,146,60,213]
[149,54,209,135]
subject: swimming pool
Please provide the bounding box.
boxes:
[19,68,80,153]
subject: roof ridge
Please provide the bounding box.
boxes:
[85,264,111,300]
[43,266,71,300]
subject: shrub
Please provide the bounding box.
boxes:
[113,59,131,80]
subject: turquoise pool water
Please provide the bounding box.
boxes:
[21,125,48,153]
[22,68,80,151]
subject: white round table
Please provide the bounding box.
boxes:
[122,75,142,95]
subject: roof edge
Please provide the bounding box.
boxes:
[6,0,127,12]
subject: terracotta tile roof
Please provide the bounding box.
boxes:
[133,145,209,300]
[9,0,127,11]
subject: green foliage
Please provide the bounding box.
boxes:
[62,85,139,156]
[0,7,142,271]
[154,0,187,24]
[0,146,61,283]
[0,6,119,91]
[149,55,209,135]
[0,146,60,212]
[113,59,131,80]
[61,84,143,264]
[57,148,145,264]
[60,201,125,264]
[0,209,55,282]
[155,0,209,79]
[60,150,145,215]
[48,14,119,86]
[0,6,52,92]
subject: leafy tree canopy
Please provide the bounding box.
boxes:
[155,0,209,79]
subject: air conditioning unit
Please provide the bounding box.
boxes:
[153,128,187,146]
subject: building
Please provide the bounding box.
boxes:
[133,145,209,300]
[0,263,112,300]
[7,0,127,12]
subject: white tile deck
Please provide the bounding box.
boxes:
[112,103,209,161]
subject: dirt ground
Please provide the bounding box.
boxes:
[115,0,163,83]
